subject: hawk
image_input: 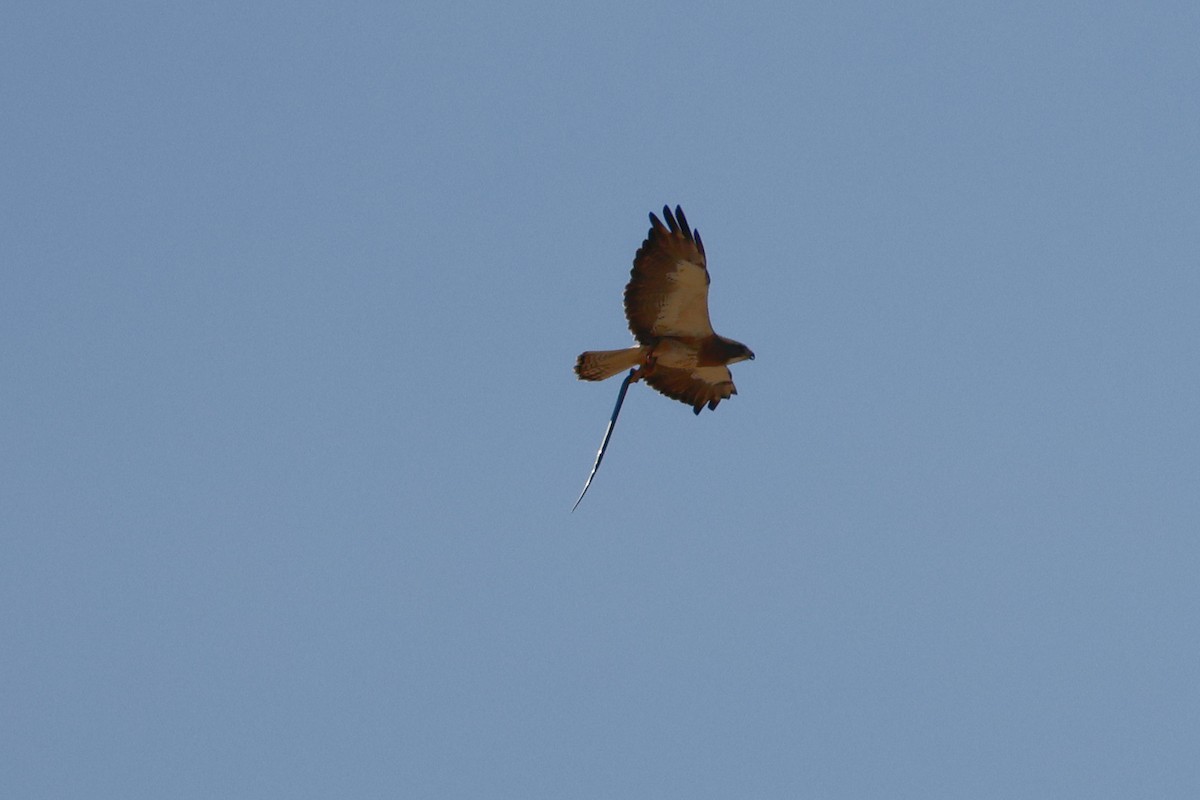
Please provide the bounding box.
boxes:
[575,205,755,414]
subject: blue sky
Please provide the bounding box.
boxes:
[3,2,1199,797]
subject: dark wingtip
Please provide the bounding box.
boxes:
[661,205,678,233]
[648,210,667,236]
[650,204,700,247]
[674,205,689,234]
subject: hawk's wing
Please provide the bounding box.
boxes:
[645,365,737,415]
[624,205,714,344]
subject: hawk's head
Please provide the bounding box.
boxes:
[717,337,755,365]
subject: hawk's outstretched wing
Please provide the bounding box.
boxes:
[644,365,737,415]
[624,205,714,343]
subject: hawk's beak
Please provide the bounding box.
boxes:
[748,351,756,360]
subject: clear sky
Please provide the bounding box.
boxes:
[3,2,1199,798]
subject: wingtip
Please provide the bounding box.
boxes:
[649,204,698,242]
[674,205,689,232]
[648,209,667,235]
[662,205,678,233]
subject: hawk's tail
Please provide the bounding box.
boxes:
[574,347,645,381]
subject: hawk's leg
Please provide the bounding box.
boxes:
[630,350,659,383]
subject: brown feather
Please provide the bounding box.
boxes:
[644,365,737,415]
[575,347,646,381]
[624,206,714,343]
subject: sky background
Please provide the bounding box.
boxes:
[3,2,1199,797]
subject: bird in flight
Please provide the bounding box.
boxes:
[572,205,754,509]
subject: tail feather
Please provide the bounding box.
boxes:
[574,347,645,381]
